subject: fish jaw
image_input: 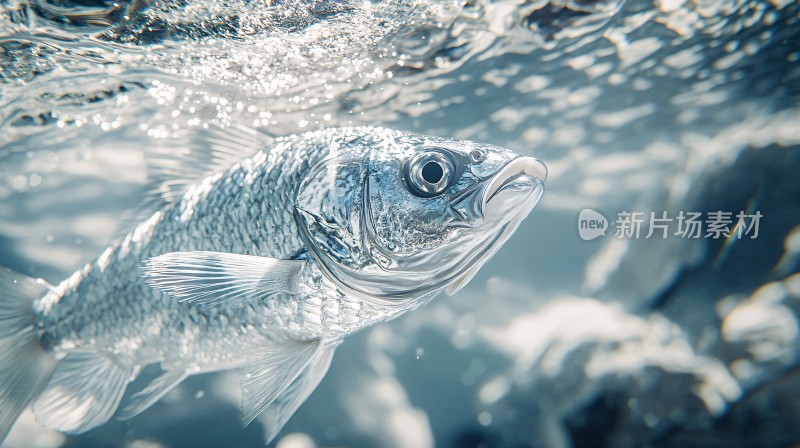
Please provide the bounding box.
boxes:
[443,157,547,295]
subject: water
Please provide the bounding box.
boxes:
[1,0,799,446]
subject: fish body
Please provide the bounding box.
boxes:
[35,129,397,371]
[0,126,546,442]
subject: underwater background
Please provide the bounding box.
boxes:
[1,0,799,447]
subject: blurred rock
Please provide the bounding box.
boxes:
[475,144,800,447]
[660,367,800,448]
[478,299,739,448]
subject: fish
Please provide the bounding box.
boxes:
[0,125,546,442]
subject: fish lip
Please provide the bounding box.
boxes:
[482,156,547,207]
[446,156,547,226]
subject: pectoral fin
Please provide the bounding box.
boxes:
[240,339,322,428]
[143,251,305,307]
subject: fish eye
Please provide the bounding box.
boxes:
[403,150,456,198]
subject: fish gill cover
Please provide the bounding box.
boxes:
[0,0,799,447]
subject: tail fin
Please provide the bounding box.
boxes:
[0,267,57,442]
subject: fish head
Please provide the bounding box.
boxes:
[294,129,546,307]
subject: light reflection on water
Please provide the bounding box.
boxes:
[1,0,799,447]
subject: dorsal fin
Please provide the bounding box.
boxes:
[116,125,274,237]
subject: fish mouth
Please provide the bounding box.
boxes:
[448,156,547,225]
[483,156,548,206]
[480,156,547,221]
[443,156,547,295]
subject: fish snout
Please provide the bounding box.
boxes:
[446,156,546,226]
[481,156,547,217]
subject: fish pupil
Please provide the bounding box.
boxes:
[421,161,444,184]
